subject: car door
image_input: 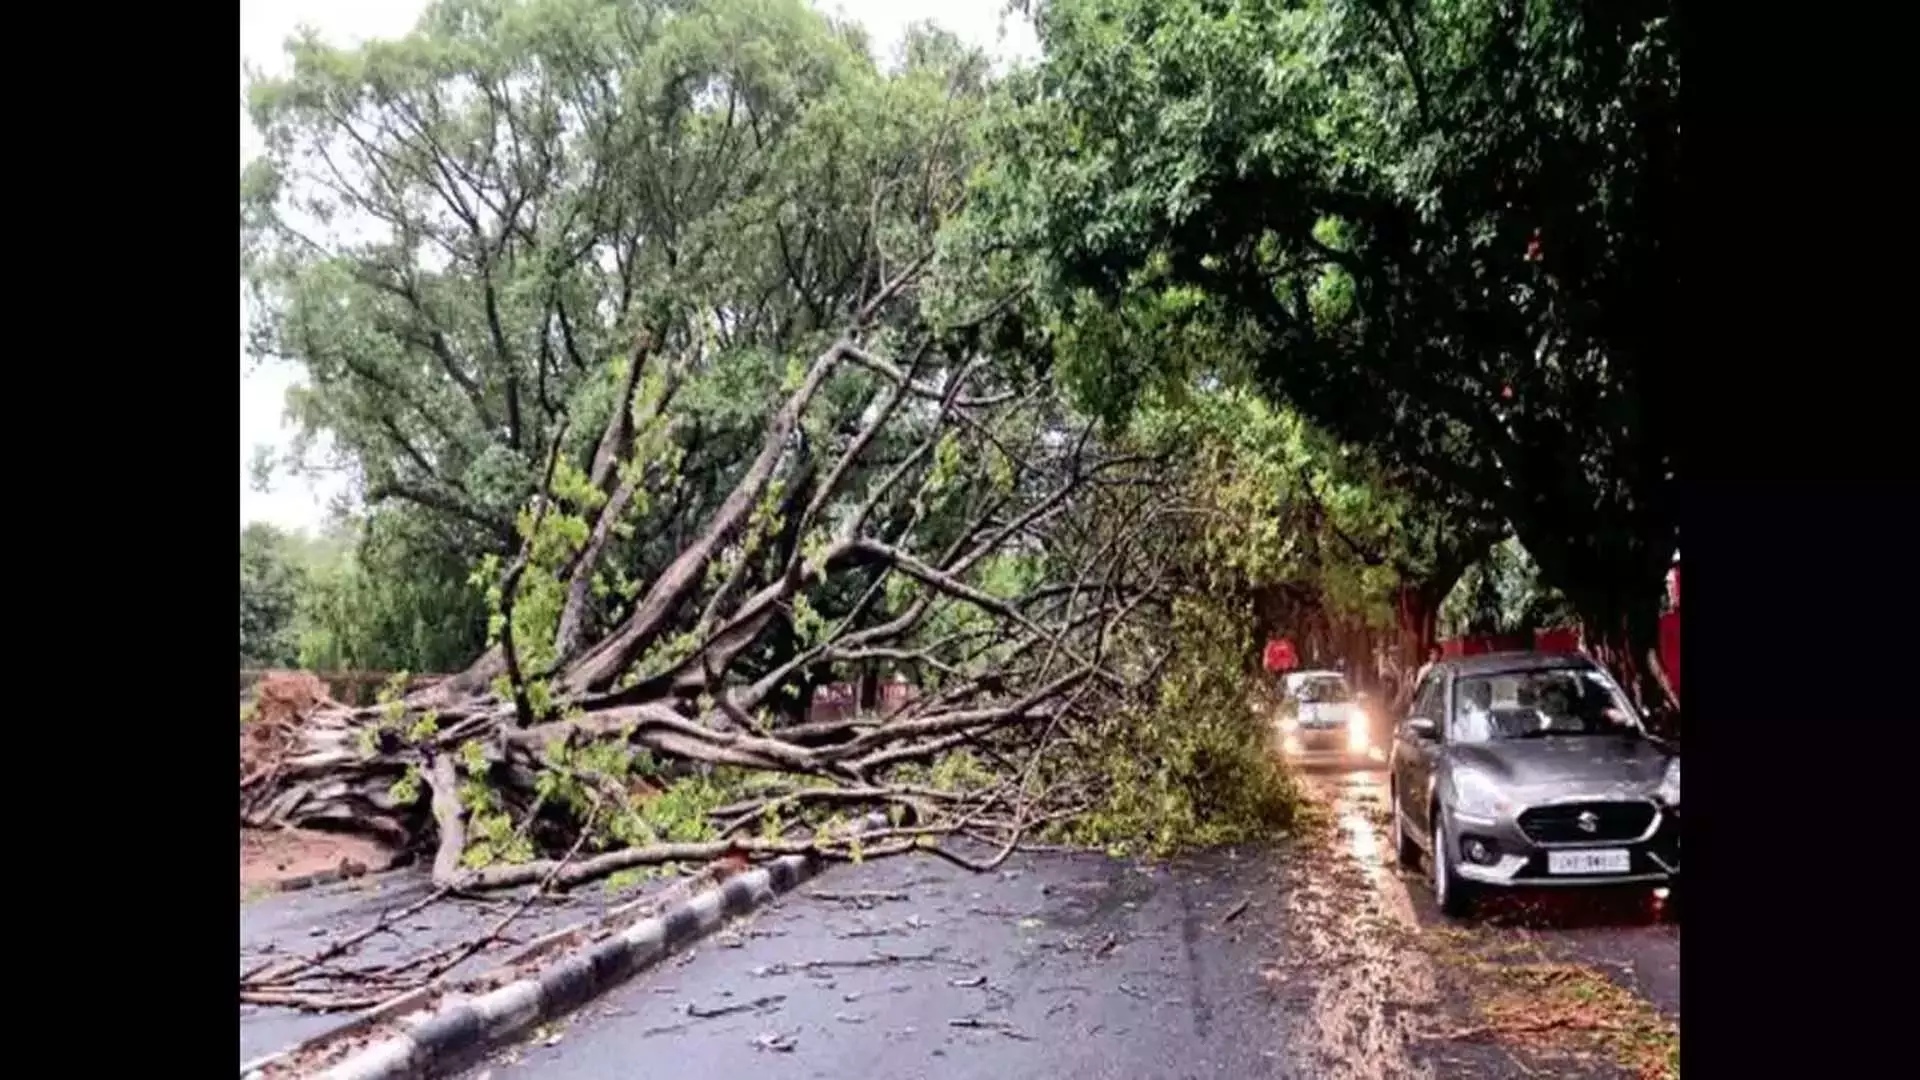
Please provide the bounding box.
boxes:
[1396,671,1445,834]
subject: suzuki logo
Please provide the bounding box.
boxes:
[1576,810,1600,834]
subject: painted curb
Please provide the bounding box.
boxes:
[293,815,888,1080]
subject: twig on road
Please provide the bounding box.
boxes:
[949,1017,1033,1040]
[750,948,955,977]
[240,885,454,985]
[807,889,909,905]
[240,989,388,1011]
[241,811,599,1010]
[1414,1014,1624,1042]
[687,994,787,1019]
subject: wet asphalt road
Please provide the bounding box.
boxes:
[1303,763,1680,1020]
[240,870,665,1064]
[458,760,1676,1079]
[470,847,1316,1079]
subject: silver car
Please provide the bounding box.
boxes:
[1277,669,1372,758]
[1388,652,1680,917]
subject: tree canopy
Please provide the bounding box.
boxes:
[243,0,991,574]
[974,0,1678,695]
[235,0,1681,924]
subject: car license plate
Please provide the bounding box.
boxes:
[1547,849,1631,875]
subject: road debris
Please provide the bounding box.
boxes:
[948,1017,1034,1041]
[686,994,787,1020]
[807,889,909,907]
[750,1031,797,1053]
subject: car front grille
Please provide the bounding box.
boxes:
[1517,801,1658,845]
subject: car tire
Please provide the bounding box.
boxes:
[1431,807,1474,918]
[1392,786,1421,868]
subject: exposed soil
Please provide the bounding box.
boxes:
[240,828,398,898]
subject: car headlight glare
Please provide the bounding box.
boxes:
[1655,758,1680,806]
[1451,771,1509,818]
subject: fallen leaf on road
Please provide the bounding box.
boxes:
[1221,898,1250,925]
[950,976,987,988]
[751,1031,797,1052]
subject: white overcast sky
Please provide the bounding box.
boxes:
[239,0,1038,532]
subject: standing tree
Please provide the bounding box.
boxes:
[240,523,305,668]
[980,0,1678,706]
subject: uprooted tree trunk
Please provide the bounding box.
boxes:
[241,269,1180,892]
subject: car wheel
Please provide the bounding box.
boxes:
[1432,809,1474,918]
[1393,787,1420,868]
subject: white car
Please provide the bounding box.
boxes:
[1278,670,1372,756]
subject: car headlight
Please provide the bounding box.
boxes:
[1655,758,1680,806]
[1450,771,1511,819]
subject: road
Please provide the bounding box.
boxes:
[240,870,670,1065]
[1302,764,1679,1020]
[456,761,1677,1079]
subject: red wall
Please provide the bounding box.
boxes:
[1436,616,1679,698]
[1659,610,1680,695]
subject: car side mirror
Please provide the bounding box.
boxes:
[1406,716,1437,739]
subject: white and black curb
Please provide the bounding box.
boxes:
[278,816,887,1080]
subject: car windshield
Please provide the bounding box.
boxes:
[1450,668,1640,742]
[1294,676,1351,704]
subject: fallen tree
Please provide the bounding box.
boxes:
[240,260,1197,890]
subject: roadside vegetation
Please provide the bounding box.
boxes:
[238,0,1674,894]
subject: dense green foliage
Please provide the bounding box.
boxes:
[978,0,1678,692]
[237,517,490,672]
[1051,597,1300,856]
[239,0,1680,868]
[1436,537,1575,640]
[243,0,1005,695]
[240,523,308,668]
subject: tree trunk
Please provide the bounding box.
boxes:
[1390,584,1443,711]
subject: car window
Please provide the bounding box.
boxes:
[1448,667,1641,742]
[1295,676,1351,704]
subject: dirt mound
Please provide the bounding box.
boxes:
[241,670,340,782]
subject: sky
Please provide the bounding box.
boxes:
[238,0,1039,533]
